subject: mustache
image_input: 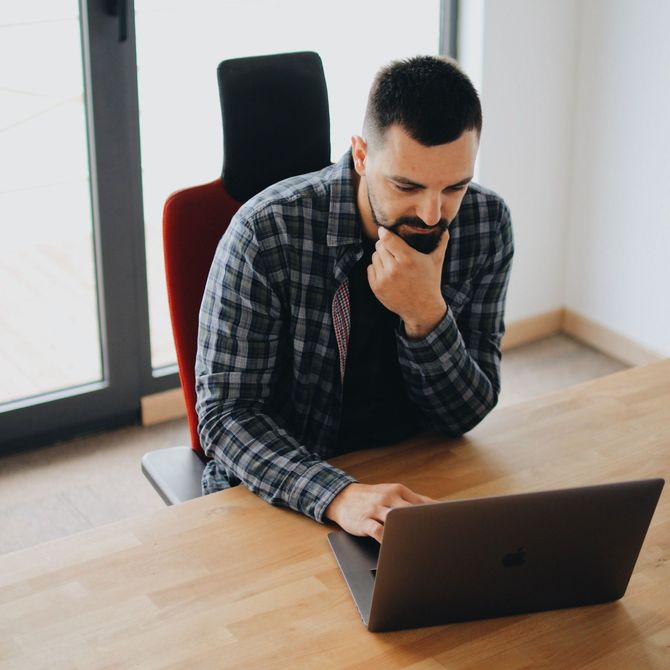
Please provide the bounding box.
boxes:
[387,216,450,232]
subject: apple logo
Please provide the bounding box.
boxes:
[502,547,527,568]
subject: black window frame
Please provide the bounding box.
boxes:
[0,0,458,454]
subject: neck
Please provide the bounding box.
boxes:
[352,170,378,241]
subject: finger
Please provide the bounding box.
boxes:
[397,485,436,505]
[375,239,398,265]
[365,518,384,544]
[372,505,393,525]
[370,250,387,273]
[378,226,409,259]
[367,263,377,286]
[372,499,414,525]
[433,228,450,258]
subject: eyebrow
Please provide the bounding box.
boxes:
[388,175,473,189]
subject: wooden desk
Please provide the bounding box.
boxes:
[1,361,669,669]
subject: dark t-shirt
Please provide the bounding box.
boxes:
[337,235,421,452]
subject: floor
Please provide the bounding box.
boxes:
[0,334,629,556]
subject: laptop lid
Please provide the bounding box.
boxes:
[328,478,664,632]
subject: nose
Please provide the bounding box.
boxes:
[415,193,443,227]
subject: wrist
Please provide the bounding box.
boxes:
[403,301,448,339]
[325,482,356,523]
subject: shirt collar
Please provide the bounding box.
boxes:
[326,150,364,248]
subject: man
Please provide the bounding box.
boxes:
[196,55,513,543]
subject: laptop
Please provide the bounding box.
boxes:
[328,478,664,632]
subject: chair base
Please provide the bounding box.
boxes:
[141,446,207,505]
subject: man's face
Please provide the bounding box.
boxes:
[355,125,479,253]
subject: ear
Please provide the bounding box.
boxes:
[351,135,368,177]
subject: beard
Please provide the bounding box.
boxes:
[367,188,449,254]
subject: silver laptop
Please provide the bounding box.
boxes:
[328,478,664,632]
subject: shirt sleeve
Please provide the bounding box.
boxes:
[395,199,514,436]
[195,211,355,523]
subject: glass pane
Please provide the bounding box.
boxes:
[135,0,441,371]
[0,1,102,406]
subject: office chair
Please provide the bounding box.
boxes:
[141,51,331,505]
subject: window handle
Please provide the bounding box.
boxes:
[105,0,128,42]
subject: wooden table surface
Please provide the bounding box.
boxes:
[1,361,669,669]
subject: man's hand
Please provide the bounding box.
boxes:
[325,482,436,543]
[368,226,449,339]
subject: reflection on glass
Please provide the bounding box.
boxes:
[135,0,441,371]
[0,2,102,405]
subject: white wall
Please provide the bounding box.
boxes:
[460,0,670,356]
[566,0,670,356]
[460,0,580,322]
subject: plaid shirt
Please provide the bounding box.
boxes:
[196,150,514,522]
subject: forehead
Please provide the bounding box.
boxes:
[372,125,478,184]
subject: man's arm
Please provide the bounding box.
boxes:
[196,212,355,522]
[396,200,514,435]
[325,200,512,540]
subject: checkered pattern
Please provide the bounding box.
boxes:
[331,281,351,383]
[196,151,514,522]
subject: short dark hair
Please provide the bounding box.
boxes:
[363,55,482,148]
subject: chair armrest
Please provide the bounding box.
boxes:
[141,446,207,505]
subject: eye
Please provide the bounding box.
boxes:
[393,183,417,193]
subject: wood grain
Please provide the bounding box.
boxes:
[1,361,669,669]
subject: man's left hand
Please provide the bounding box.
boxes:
[368,226,449,339]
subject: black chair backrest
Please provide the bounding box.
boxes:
[219,51,332,203]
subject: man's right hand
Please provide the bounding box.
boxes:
[325,482,436,543]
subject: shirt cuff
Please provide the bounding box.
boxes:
[284,461,357,523]
[397,306,465,376]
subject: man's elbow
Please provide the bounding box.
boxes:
[434,392,500,437]
[195,397,238,460]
